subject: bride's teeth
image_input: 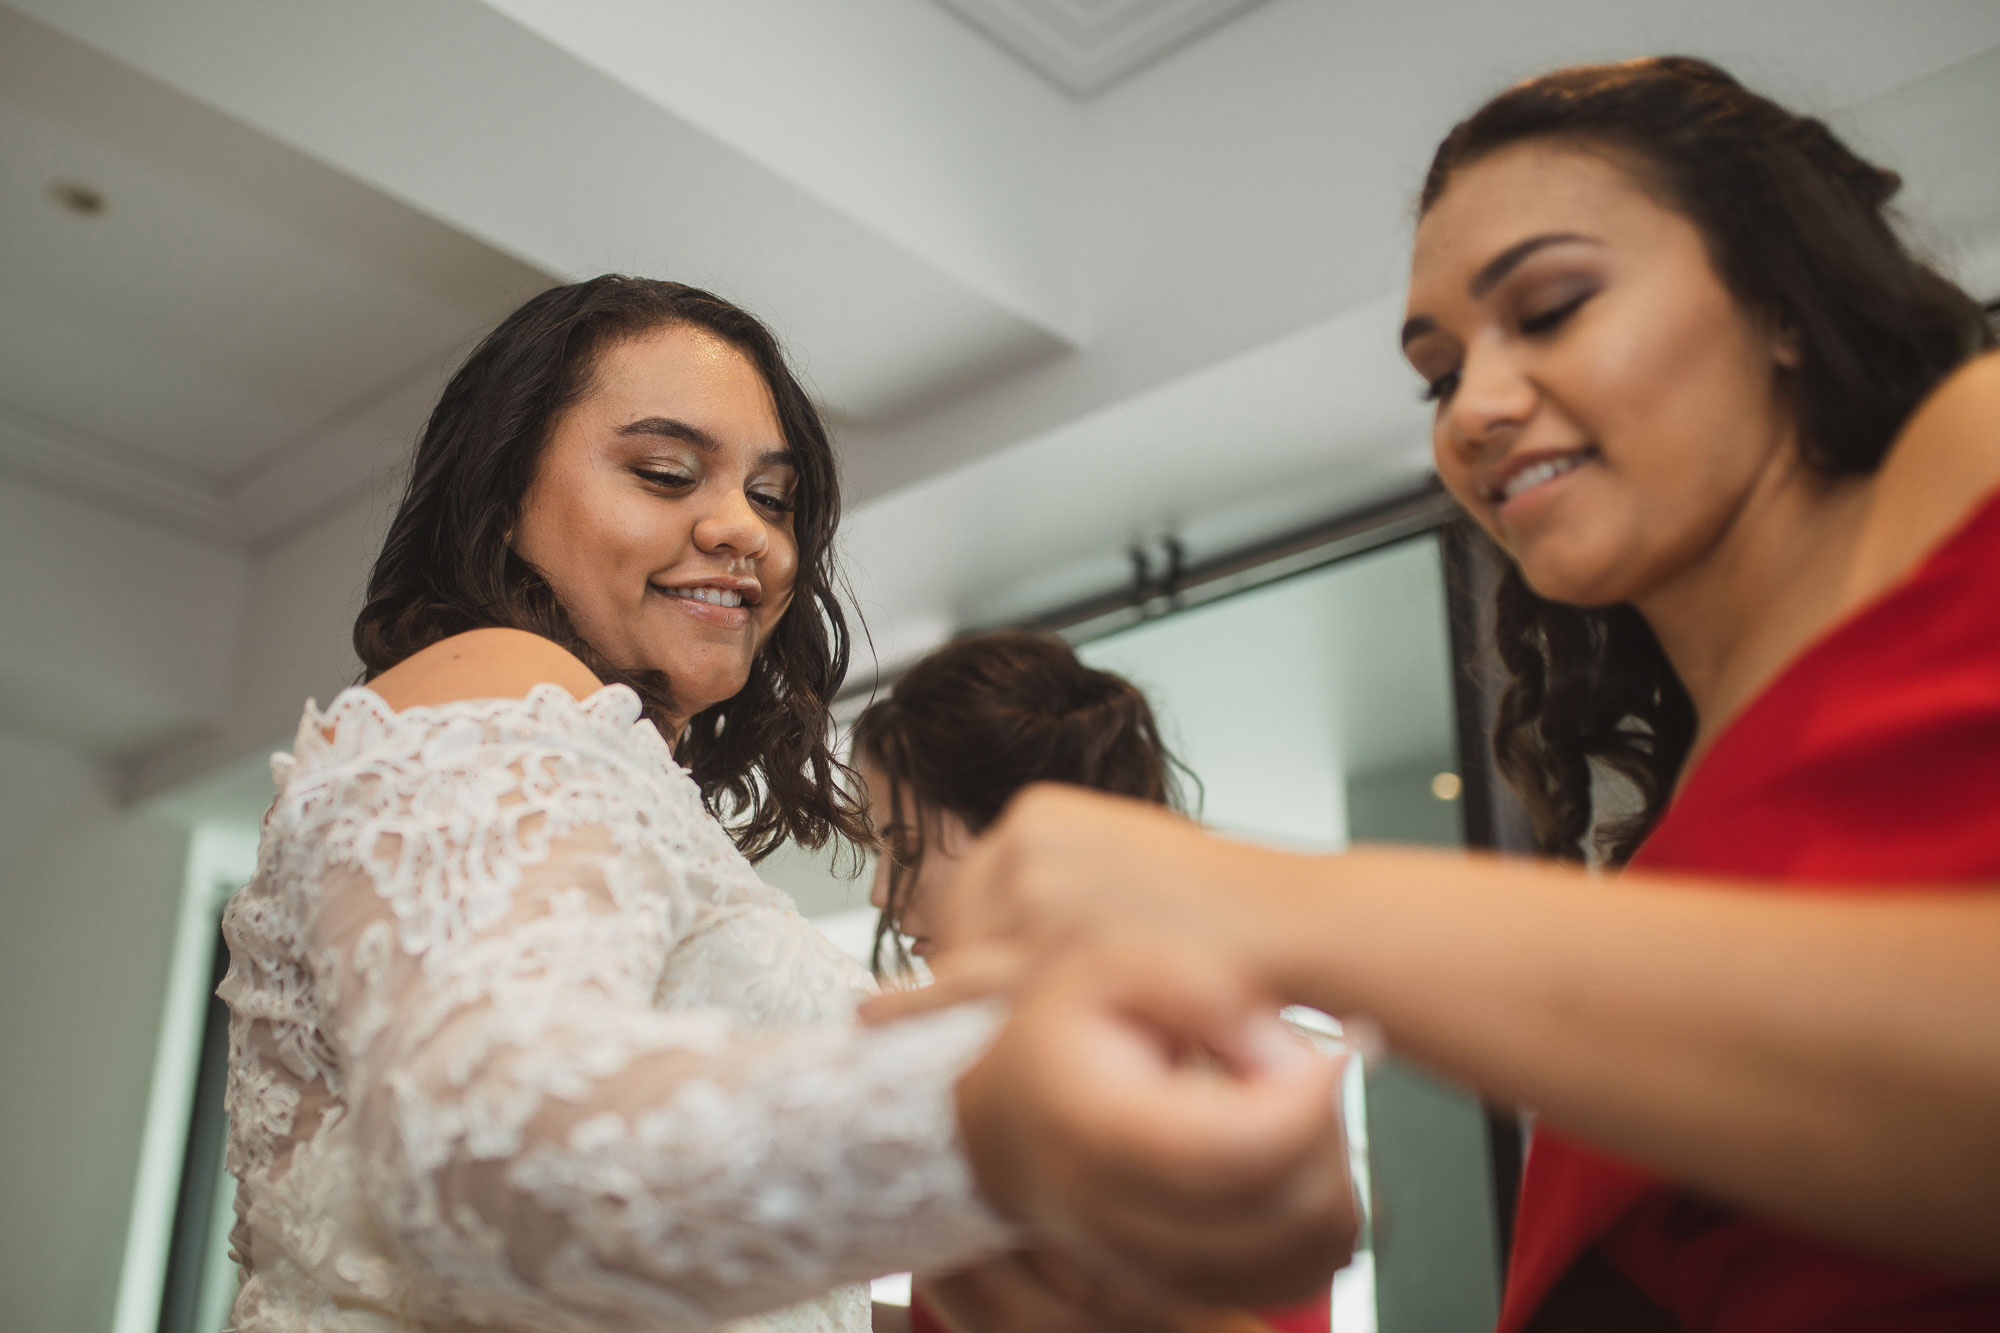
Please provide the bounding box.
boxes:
[663,586,744,607]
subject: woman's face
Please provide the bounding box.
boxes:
[1402,142,1801,607]
[860,760,974,959]
[513,324,800,730]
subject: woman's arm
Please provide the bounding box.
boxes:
[289,630,1014,1329]
[885,785,2000,1276]
[1287,842,2000,1274]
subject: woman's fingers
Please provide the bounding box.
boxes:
[955,939,1358,1306]
[916,1250,1186,1333]
[858,943,1027,1025]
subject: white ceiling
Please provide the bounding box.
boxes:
[1,0,1997,785]
[936,0,1271,95]
[0,6,554,541]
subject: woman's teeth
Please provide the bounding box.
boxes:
[1500,452,1590,502]
[660,586,744,607]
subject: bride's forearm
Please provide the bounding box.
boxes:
[1260,845,2000,1272]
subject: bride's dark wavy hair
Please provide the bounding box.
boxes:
[353,275,869,862]
[1421,57,1992,864]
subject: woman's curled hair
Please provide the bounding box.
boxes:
[852,631,1191,974]
[353,275,869,862]
[1423,57,1994,863]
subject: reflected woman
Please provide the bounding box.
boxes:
[852,631,1336,1333]
[875,58,2000,1332]
[854,631,1186,980]
[217,279,1353,1332]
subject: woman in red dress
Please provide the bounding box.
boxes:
[869,58,2000,1331]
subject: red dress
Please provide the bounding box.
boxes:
[1498,486,2000,1332]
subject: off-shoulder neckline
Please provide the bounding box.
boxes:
[278,681,673,784]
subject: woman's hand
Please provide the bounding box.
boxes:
[863,785,1308,1023]
[951,938,1358,1308]
[918,1251,1292,1332]
[916,1249,1185,1332]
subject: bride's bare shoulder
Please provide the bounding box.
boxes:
[1856,349,2000,587]
[369,628,602,714]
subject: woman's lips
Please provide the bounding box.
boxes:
[652,586,751,628]
[1495,447,1597,524]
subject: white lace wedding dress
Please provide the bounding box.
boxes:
[218,683,1011,1332]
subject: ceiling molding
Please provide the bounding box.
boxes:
[935,0,1270,96]
[0,404,239,545]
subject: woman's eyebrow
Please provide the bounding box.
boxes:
[1469,231,1597,298]
[617,416,794,468]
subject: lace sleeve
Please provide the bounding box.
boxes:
[271,686,1011,1332]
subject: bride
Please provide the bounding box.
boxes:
[217,276,1353,1333]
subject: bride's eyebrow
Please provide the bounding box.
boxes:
[617,416,795,468]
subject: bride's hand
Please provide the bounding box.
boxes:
[952,938,1357,1308]
[862,785,1304,1025]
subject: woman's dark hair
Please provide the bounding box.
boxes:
[354,275,868,862]
[852,631,1192,975]
[1422,57,1994,864]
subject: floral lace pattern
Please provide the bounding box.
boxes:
[219,685,1010,1332]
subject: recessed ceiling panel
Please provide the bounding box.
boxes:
[936,0,1271,96]
[0,7,554,483]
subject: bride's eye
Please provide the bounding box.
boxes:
[635,467,696,490]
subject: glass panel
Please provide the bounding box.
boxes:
[1078,533,1501,1333]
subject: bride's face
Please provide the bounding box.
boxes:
[513,325,800,728]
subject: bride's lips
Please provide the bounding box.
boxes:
[909,937,932,958]
[649,577,759,629]
[654,590,750,628]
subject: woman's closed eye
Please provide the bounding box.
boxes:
[1421,368,1462,404]
[635,466,696,491]
[1518,288,1593,337]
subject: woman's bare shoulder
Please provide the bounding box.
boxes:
[369,628,603,714]
[1855,350,2000,591]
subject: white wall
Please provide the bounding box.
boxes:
[0,728,190,1333]
[0,471,248,754]
[128,481,393,805]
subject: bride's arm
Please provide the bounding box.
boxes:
[289,630,1011,1331]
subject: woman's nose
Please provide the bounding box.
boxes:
[1444,343,1537,457]
[692,487,769,559]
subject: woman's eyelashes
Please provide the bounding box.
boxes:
[1517,287,1594,337]
[1417,289,1595,404]
[1421,369,1462,404]
[634,465,796,515]
[635,465,695,490]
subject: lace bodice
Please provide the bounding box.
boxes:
[219,684,1010,1333]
